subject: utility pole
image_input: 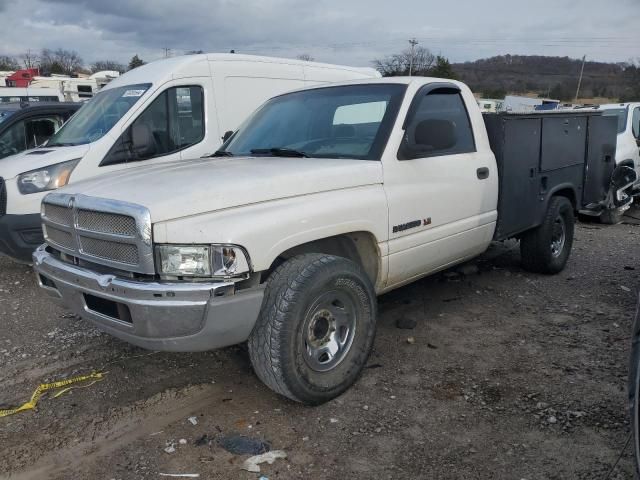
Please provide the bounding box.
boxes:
[408,38,418,76]
[163,47,172,58]
[575,55,586,103]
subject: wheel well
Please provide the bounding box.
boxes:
[264,232,380,286]
[552,188,577,210]
[619,159,635,168]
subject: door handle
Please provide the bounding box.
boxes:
[477,167,490,180]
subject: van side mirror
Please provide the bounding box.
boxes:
[131,123,156,158]
[222,130,234,142]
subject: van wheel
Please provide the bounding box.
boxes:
[520,196,574,274]
[600,207,624,225]
[248,253,377,405]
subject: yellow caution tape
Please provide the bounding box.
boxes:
[0,372,105,418]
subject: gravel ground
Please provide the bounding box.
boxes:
[1,210,639,480]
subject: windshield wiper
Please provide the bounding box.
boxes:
[250,148,308,158]
[47,142,77,147]
[209,150,233,157]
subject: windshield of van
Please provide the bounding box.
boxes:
[221,84,407,160]
[601,108,627,134]
[47,83,151,146]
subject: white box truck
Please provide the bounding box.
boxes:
[0,53,379,261]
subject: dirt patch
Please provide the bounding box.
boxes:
[1,211,639,479]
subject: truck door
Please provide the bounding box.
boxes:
[383,84,498,288]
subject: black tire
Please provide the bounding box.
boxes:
[520,196,574,274]
[629,295,640,478]
[600,207,624,225]
[248,253,377,405]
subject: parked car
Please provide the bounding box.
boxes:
[33,77,632,405]
[0,53,380,262]
[599,103,640,223]
[0,102,80,160]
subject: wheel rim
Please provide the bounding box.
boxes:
[302,290,357,372]
[550,214,566,258]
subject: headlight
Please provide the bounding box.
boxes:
[156,244,251,278]
[17,159,80,195]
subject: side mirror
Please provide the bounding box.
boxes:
[222,130,234,142]
[131,123,156,158]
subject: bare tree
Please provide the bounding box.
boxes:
[90,60,126,73]
[39,48,84,75]
[296,53,315,62]
[20,49,39,69]
[0,55,19,71]
[373,46,435,77]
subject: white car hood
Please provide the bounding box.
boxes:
[0,144,90,179]
[59,156,384,223]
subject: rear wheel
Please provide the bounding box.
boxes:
[248,253,377,405]
[520,196,574,274]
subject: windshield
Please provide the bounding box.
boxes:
[601,108,628,134]
[222,84,407,160]
[47,83,151,146]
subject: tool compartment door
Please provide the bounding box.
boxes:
[495,117,541,238]
[540,116,587,171]
[582,115,617,206]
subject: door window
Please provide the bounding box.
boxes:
[24,116,64,148]
[102,85,204,165]
[0,121,26,159]
[399,88,475,160]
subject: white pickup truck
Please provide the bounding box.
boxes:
[33,77,635,405]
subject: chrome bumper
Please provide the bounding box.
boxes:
[32,245,264,352]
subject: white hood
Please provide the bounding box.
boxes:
[0,144,90,179]
[59,156,384,223]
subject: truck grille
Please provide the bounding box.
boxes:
[0,177,6,217]
[41,193,154,274]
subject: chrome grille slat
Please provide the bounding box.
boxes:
[77,209,137,237]
[44,225,74,250]
[41,193,153,274]
[43,204,74,227]
[79,236,139,265]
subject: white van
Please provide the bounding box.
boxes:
[0,87,64,103]
[598,103,640,222]
[0,53,380,261]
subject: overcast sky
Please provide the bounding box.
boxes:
[1,0,638,67]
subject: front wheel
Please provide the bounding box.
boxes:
[248,253,377,405]
[520,196,575,274]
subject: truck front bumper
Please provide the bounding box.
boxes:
[0,213,44,263]
[32,245,264,352]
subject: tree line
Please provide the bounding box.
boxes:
[0,49,147,75]
[2,46,637,102]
